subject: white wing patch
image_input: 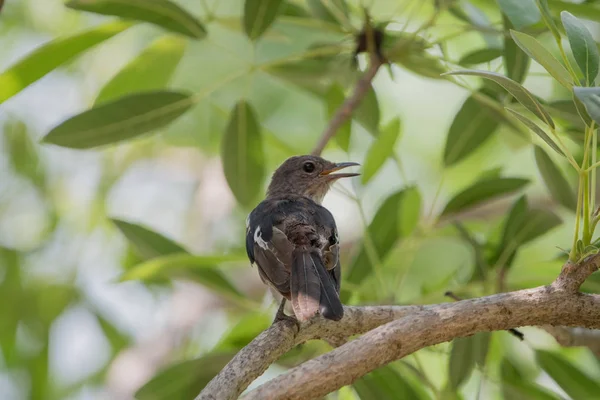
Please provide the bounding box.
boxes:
[254,226,269,250]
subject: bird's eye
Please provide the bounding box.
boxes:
[303,162,315,173]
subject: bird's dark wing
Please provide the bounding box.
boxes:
[246,201,294,296]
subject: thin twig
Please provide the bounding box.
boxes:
[311,55,383,156]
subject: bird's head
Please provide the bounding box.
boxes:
[267,155,360,203]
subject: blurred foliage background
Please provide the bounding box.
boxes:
[2,0,600,399]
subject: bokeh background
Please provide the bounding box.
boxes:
[1,0,600,399]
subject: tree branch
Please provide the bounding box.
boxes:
[198,255,600,400]
[311,55,383,156]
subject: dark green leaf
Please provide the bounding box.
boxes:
[362,118,402,184]
[506,108,564,156]
[96,314,131,352]
[42,91,193,149]
[393,51,447,80]
[561,11,599,85]
[325,84,351,151]
[574,86,600,125]
[354,365,424,400]
[501,357,560,400]
[3,120,46,188]
[112,219,187,259]
[0,21,132,104]
[443,93,500,166]
[221,101,265,207]
[445,70,554,128]
[355,86,380,136]
[95,35,186,105]
[536,350,600,400]
[343,187,421,299]
[534,146,576,210]
[573,91,593,127]
[459,48,503,66]
[535,0,561,43]
[265,57,337,97]
[510,30,572,88]
[135,352,235,400]
[454,222,488,280]
[504,19,530,84]
[216,312,271,350]
[441,178,530,216]
[548,0,600,21]
[67,0,206,39]
[448,336,475,389]
[243,0,285,40]
[306,0,348,26]
[497,0,541,29]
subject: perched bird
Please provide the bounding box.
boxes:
[245,155,359,322]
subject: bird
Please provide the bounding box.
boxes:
[245,155,359,322]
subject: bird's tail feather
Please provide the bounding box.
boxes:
[290,248,343,322]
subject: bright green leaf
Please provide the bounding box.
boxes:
[135,352,235,400]
[459,48,503,66]
[548,0,600,21]
[497,0,541,29]
[510,30,573,88]
[501,357,560,400]
[120,253,244,298]
[112,219,187,259]
[306,0,348,27]
[362,118,401,184]
[441,178,530,216]
[443,92,500,166]
[216,312,271,350]
[66,0,206,39]
[506,108,564,156]
[355,86,380,136]
[42,91,193,149]
[0,21,132,104]
[325,84,351,151]
[444,69,555,128]
[95,35,186,105]
[536,350,600,400]
[561,11,599,85]
[221,101,265,207]
[504,19,530,84]
[243,0,285,40]
[534,146,576,210]
[342,187,421,299]
[574,86,600,125]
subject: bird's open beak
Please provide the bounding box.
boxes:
[320,162,360,179]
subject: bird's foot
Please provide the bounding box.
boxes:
[273,299,300,329]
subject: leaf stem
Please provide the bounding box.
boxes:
[571,173,584,260]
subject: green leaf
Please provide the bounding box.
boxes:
[95,35,186,105]
[355,86,380,136]
[443,92,500,166]
[459,48,503,66]
[536,350,600,400]
[221,101,265,207]
[448,336,475,389]
[120,253,243,298]
[354,365,424,400]
[534,146,576,210]
[66,0,206,39]
[497,0,541,29]
[510,31,573,88]
[265,57,337,96]
[343,187,421,299]
[535,0,561,43]
[441,178,530,216]
[548,0,600,21]
[362,118,402,184]
[216,312,271,350]
[42,91,193,149]
[574,87,600,125]
[112,219,187,259]
[501,357,560,400]
[306,0,347,27]
[505,108,564,156]
[135,352,235,400]
[444,69,554,128]
[504,19,530,84]
[573,91,593,127]
[0,21,132,104]
[325,84,351,151]
[561,11,599,85]
[243,0,285,40]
